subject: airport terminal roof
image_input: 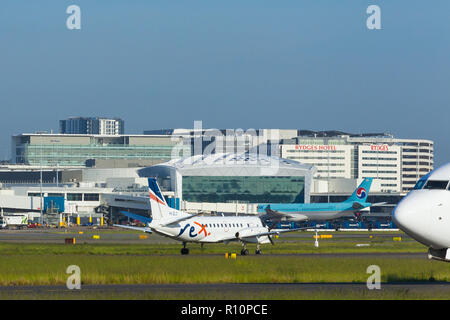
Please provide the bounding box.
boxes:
[139,153,315,177]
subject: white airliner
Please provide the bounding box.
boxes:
[393,162,450,262]
[115,178,302,255]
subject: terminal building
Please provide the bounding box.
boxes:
[11,133,190,167]
[0,152,408,229]
[2,126,435,230]
[137,153,315,214]
[11,129,433,193]
[0,153,315,224]
[145,128,434,193]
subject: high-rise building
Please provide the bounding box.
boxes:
[59,117,124,135]
[275,131,433,193]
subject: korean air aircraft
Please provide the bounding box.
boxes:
[115,178,302,255]
[393,163,450,262]
[257,178,381,223]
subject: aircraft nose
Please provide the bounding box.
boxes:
[392,196,428,234]
[392,202,409,230]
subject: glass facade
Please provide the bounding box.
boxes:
[17,144,190,166]
[182,176,305,203]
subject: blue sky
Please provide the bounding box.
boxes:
[0,1,449,165]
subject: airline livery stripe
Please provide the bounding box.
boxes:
[149,191,166,205]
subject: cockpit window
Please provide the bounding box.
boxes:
[413,178,427,190]
[423,180,449,190]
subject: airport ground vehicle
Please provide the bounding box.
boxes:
[0,215,28,229]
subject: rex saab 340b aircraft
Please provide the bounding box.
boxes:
[257,178,383,223]
[393,162,450,262]
[115,178,302,255]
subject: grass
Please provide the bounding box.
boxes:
[0,254,448,286]
[0,230,447,299]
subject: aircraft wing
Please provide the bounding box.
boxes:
[113,224,152,233]
[120,211,152,224]
[248,227,307,238]
[220,227,307,242]
[352,202,365,210]
[259,205,295,220]
[120,210,201,227]
[160,213,202,227]
[352,202,388,210]
[371,202,388,207]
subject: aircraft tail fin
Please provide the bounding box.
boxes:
[345,178,373,203]
[147,177,175,222]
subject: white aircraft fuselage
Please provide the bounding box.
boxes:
[150,215,271,244]
[393,162,450,261]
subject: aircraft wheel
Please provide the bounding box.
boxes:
[181,248,189,255]
[241,249,249,256]
[255,249,262,255]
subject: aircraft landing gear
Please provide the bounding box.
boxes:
[240,243,249,256]
[255,244,262,255]
[181,242,189,255]
[240,249,249,255]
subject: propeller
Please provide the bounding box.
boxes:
[261,216,275,245]
[268,235,274,245]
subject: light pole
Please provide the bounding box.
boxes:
[327,141,330,203]
[40,133,43,224]
[36,131,47,225]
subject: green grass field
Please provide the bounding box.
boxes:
[1,254,448,286]
[0,236,443,286]
[0,230,448,299]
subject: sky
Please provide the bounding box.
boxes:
[0,1,449,166]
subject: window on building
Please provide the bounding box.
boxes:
[67,193,82,201]
[48,193,64,197]
[84,193,100,201]
[182,176,305,203]
[28,193,43,197]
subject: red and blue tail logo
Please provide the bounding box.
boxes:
[345,178,372,203]
[356,187,367,200]
[148,178,167,206]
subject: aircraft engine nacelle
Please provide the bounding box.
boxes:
[235,227,268,240]
[428,248,450,262]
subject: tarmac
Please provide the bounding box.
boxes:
[0,227,408,244]
[1,282,449,297]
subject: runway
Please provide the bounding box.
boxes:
[1,282,449,297]
[0,228,409,245]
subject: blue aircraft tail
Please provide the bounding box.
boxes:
[147,178,167,206]
[344,178,373,203]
